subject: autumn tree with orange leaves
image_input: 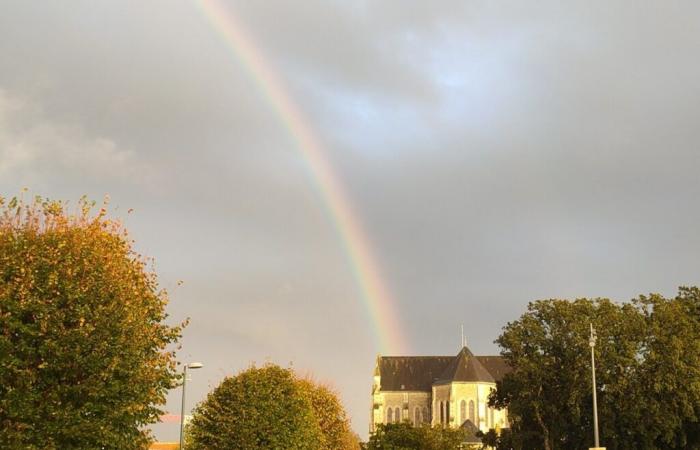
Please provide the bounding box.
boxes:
[0,195,185,449]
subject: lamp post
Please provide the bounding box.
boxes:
[180,362,203,450]
[589,324,604,450]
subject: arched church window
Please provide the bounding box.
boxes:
[446,401,450,423]
[460,400,466,424]
[387,407,393,424]
[468,400,475,422]
[414,407,420,425]
[423,407,429,423]
[395,407,400,423]
[439,401,444,424]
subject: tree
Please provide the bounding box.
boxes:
[0,195,184,449]
[341,430,363,450]
[490,289,700,450]
[365,423,470,450]
[635,287,700,448]
[477,428,515,450]
[186,364,323,449]
[297,378,358,450]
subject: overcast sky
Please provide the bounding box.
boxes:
[2,0,700,440]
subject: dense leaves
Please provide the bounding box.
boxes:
[297,378,360,450]
[187,364,358,449]
[477,428,515,450]
[365,423,471,450]
[490,288,700,450]
[0,195,184,449]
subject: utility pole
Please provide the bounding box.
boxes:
[589,324,605,450]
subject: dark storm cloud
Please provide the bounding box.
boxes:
[2,0,700,439]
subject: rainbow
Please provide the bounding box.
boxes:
[196,0,407,354]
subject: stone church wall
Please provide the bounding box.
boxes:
[432,382,508,431]
[372,391,431,429]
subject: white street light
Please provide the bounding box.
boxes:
[180,362,203,450]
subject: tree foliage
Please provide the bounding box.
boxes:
[365,423,470,450]
[0,195,184,449]
[187,364,358,450]
[477,428,514,450]
[490,288,700,450]
[297,378,358,450]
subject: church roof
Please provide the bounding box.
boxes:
[436,347,494,383]
[377,347,511,392]
[476,355,512,382]
[378,356,453,391]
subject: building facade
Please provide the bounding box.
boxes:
[370,346,511,434]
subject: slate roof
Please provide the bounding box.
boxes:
[436,347,494,383]
[378,356,453,391]
[476,355,512,382]
[377,347,511,392]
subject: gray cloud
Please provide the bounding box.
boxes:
[0,89,147,187]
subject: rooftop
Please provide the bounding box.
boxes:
[376,346,511,391]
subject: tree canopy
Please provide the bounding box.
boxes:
[297,378,360,450]
[0,195,184,449]
[490,287,700,450]
[365,423,470,450]
[187,363,358,450]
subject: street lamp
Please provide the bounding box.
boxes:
[589,324,604,450]
[180,362,203,450]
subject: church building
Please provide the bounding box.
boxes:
[370,346,511,435]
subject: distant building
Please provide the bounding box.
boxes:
[370,346,511,436]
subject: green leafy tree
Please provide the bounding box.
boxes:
[366,423,469,450]
[490,288,700,450]
[477,428,515,450]
[186,364,323,449]
[0,195,184,449]
[635,288,700,448]
[297,378,358,449]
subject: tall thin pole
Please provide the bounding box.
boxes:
[180,365,188,450]
[590,324,600,448]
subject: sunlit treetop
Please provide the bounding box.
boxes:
[0,192,185,449]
